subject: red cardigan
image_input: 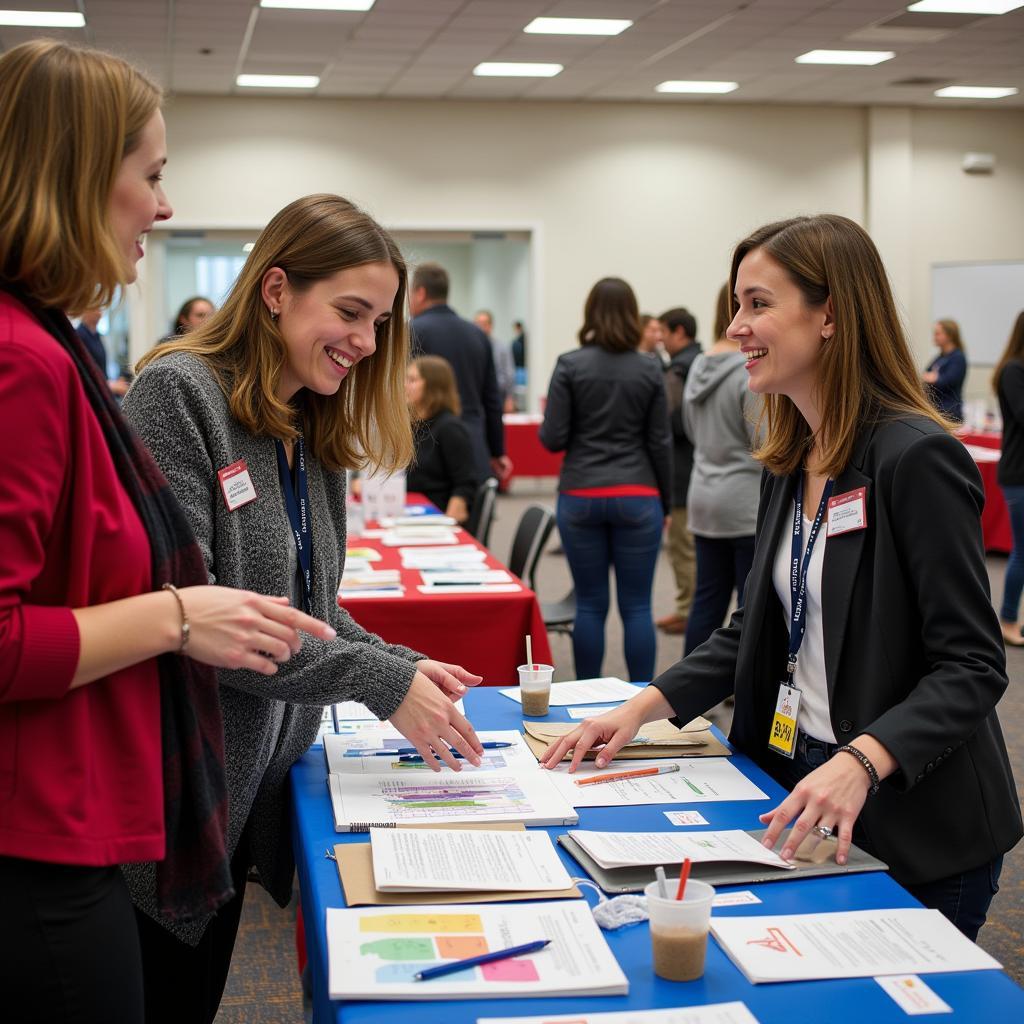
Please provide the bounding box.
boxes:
[0,292,164,866]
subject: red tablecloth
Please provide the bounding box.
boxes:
[958,429,1002,451]
[338,526,552,686]
[962,442,1012,554]
[503,413,563,481]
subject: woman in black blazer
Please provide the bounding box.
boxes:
[406,355,480,524]
[542,215,1021,940]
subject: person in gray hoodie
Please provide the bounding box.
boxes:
[682,283,762,655]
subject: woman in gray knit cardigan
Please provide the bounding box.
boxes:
[122,194,485,1023]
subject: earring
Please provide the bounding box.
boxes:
[270,308,279,322]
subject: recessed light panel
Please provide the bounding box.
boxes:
[259,1,375,10]
[473,63,563,78]
[656,80,739,94]
[0,10,86,26]
[907,2,1024,14]
[796,50,895,65]
[934,85,1019,97]
[236,74,320,89]
[524,17,632,36]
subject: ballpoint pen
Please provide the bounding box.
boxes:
[574,763,681,786]
[344,741,514,757]
[413,939,551,981]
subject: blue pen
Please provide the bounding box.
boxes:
[345,741,513,758]
[414,939,551,981]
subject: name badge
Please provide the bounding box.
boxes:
[827,486,867,537]
[768,683,801,759]
[217,459,258,512]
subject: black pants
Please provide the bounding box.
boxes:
[770,733,1002,941]
[135,843,249,1024]
[0,855,144,1024]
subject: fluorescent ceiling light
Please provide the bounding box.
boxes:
[0,9,85,27]
[524,17,632,35]
[656,80,738,94]
[473,63,563,78]
[796,49,895,65]
[906,2,1024,14]
[259,1,375,10]
[236,74,320,89]
[934,85,1019,97]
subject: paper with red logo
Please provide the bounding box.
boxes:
[827,486,867,536]
[217,459,258,512]
[710,908,1000,983]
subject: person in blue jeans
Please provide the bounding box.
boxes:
[993,310,1024,646]
[540,277,672,682]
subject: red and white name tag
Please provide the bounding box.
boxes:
[827,486,867,536]
[217,459,258,512]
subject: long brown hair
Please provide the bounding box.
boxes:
[0,40,161,313]
[936,318,964,352]
[411,355,461,420]
[578,277,640,352]
[993,311,1024,396]
[139,194,413,474]
[713,282,732,342]
[732,215,948,478]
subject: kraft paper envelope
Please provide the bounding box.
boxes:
[521,716,731,762]
[334,822,581,906]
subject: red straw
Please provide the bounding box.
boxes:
[675,857,692,900]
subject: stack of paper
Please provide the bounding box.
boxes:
[326,900,627,1000]
[381,526,460,546]
[379,514,459,528]
[400,545,488,570]
[339,570,403,591]
[566,830,792,871]
[500,677,643,706]
[417,568,520,594]
[710,908,1001,983]
[369,827,573,892]
[322,730,579,831]
[478,1005,762,1024]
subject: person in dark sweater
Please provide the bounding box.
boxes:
[993,310,1024,647]
[406,355,480,524]
[922,319,967,422]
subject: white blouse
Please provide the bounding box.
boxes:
[771,504,837,744]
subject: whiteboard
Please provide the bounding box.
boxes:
[930,261,1024,366]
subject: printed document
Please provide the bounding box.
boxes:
[369,827,572,892]
[566,830,792,871]
[501,677,643,706]
[478,1003,762,1024]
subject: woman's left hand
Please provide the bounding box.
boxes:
[415,659,483,700]
[758,754,872,866]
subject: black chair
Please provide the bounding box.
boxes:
[507,504,555,593]
[465,477,498,547]
[541,587,576,637]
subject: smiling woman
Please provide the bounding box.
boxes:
[123,193,486,1023]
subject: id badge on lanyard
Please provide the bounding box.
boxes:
[275,436,314,615]
[768,469,833,760]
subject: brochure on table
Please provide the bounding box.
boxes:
[326,900,628,1001]
[548,758,768,808]
[369,827,573,892]
[500,677,643,706]
[566,830,792,872]
[522,718,730,762]
[323,730,578,831]
[477,1004,762,1024]
[710,908,1001,984]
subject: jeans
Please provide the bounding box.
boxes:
[684,534,755,656]
[768,733,1002,942]
[556,494,663,682]
[999,484,1024,622]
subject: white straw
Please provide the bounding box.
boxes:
[526,634,533,669]
[655,865,668,899]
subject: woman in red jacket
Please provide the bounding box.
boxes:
[0,41,333,1023]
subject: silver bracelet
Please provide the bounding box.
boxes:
[834,744,880,795]
[161,582,191,653]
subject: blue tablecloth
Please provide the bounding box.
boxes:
[291,688,1024,1023]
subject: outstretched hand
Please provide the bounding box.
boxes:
[415,659,483,700]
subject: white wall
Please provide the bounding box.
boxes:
[153,95,1024,406]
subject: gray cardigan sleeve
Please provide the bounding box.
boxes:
[123,355,424,721]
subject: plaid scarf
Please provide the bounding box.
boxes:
[1,282,233,922]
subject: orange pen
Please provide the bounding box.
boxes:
[574,763,681,786]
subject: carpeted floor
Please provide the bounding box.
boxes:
[214,485,1024,1022]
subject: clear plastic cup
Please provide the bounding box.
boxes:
[517,664,554,716]
[644,877,715,982]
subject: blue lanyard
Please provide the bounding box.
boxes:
[787,468,833,676]
[275,436,313,614]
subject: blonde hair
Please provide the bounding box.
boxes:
[936,318,965,352]
[139,194,413,474]
[732,215,948,478]
[0,39,161,312]
[412,355,462,419]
